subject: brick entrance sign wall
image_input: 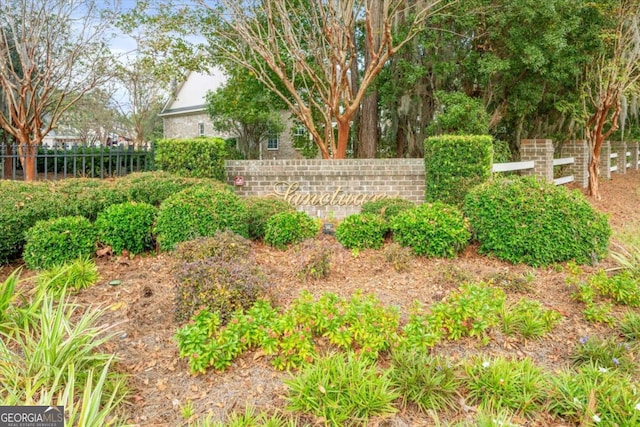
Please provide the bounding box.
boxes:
[225,159,425,219]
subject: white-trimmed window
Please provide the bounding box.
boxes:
[198,122,205,136]
[294,125,306,137]
[267,132,279,150]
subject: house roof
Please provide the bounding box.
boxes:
[159,68,227,117]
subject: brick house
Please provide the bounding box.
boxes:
[159,69,304,159]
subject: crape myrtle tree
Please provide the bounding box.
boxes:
[0,0,116,181]
[201,0,449,159]
[582,0,640,200]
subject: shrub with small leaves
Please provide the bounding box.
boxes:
[264,211,319,250]
[244,196,295,240]
[463,356,548,414]
[293,238,332,281]
[360,198,414,221]
[285,352,398,426]
[155,185,249,251]
[588,270,640,307]
[95,202,157,255]
[383,242,413,272]
[391,202,470,258]
[23,216,97,270]
[464,176,611,266]
[174,257,270,323]
[36,257,100,294]
[335,213,386,250]
[389,350,460,413]
[174,230,252,263]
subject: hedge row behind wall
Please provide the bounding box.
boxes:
[424,134,493,206]
[155,137,238,181]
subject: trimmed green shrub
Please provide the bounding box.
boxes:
[264,211,319,250]
[174,257,270,323]
[116,171,230,206]
[391,202,470,258]
[464,176,611,266]
[0,181,66,263]
[424,134,493,205]
[335,213,386,250]
[95,202,157,255]
[53,178,126,221]
[174,230,252,262]
[244,196,295,240]
[154,185,249,251]
[23,216,97,270]
[155,137,238,180]
[360,198,414,221]
[426,91,489,136]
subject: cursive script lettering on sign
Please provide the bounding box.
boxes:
[270,182,399,206]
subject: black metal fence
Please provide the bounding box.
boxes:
[0,144,154,180]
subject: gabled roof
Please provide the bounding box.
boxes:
[159,68,227,117]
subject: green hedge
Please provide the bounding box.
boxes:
[155,137,239,180]
[95,202,158,255]
[464,176,611,266]
[155,185,249,251]
[424,135,493,206]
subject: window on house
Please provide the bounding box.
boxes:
[198,122,205,137]
[294,125,306,137]
[267,132,279,150]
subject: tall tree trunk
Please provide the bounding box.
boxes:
[588,153,600,200]
[336,119,350,159]
[359,0,383,158]
[18,143,37,181]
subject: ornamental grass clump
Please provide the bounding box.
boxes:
[285,352,398,426]
[391,202,470,258]
[36,257,100,295]
[464,176,611,266]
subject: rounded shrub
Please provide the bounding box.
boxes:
[174,230,252,263]
[54,178,126,221]
[244,196,295,240]
[360,198,415,221]
[95,202,157,255]
[463,176,611,266]
[175,257,270,323]
[154,185,249,251]
[391,202,470,258]
[23,215,97,270]
[264,211,319,250]
[335,213,387,250]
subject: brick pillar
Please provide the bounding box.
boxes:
[520,139,554,182]
[598,141,612,180]
[629,141,639,170]
[561,140,589,188]
[610,141,627,174]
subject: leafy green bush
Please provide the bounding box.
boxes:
[335,213,386,250]
[174,257,270,323]
[116,171,229,206]
[53,178,126,220]
[155,185,249,251]
[263,211,319,250]
[426,91,490,136]
[23,216,97,270]
[0,181,66,263]
[360,198,414,221]
[95,202,157,255]
[244,196,295,240]
[285,352,398,425]
[391,202,470,258]
[174,230,252,263]
[424,134,493,205]
[464,176,611,266]
[155,137,239,180]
